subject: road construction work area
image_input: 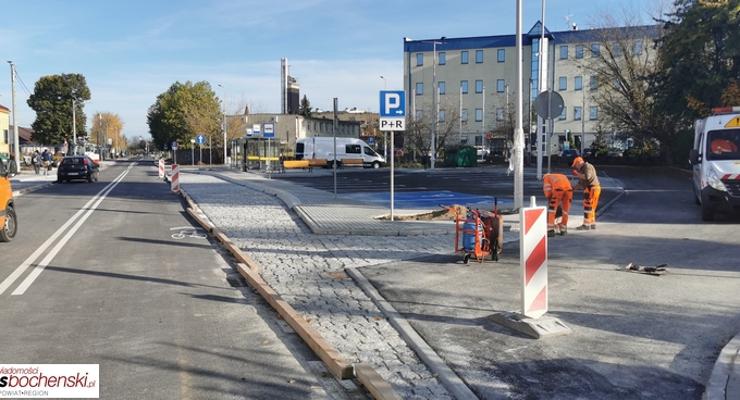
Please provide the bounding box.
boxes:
[3,161,738,399]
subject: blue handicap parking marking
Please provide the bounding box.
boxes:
[342,191,513,209]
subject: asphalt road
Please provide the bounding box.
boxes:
[361,166,740,399]
[0,161,346,399]
[272,165,621,211]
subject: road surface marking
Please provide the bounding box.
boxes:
[11,164,135,296]
[0,167,132,295]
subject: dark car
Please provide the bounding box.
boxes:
[57,156,99,183]
[560,149,580,166]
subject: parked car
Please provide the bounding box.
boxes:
[57,156,100,183]
[0,158,18,242]
[560,149,580,165]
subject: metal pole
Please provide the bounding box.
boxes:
[514,0,524,211]
[390,130,395,221]
[459,83,463,144]
[581,86,585,154]
[333,97,338,197]
[482,85,486,139]
[8,62,19,164]
[431,41,437,169]
[223,113,227,166]
[98,114,102,161]
[536,0,546,180]
[72,100,77,156]
[191,142,194,166]
[209,136,212,168]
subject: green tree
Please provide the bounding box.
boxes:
[299,95,312,117]
[655,0,740,121]
[147,81,222,150]
[27,74,91,146]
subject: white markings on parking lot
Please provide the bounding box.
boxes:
[0,163,135,296]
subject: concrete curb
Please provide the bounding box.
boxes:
[347,267,479,400]
[173,179,402,399]
[596,188,626,218]
[704,332,740,400]
[12,181,55,197]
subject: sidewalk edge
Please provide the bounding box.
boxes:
[346,267,479,400]
[704,332,740,400]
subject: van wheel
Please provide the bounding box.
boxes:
[701,202,714,221]
[372,161,380,169]
[0,205,17,242]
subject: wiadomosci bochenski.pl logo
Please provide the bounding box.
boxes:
[0,364,99,399]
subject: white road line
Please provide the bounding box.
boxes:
[0,169,128,295]
[11,164,135,296]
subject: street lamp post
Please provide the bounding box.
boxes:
[190,138,195,166]
[217,84,227,166]
[514,0,524,210]
[380,76,388,160]
[7,61,20,165]
[72,99,77,155]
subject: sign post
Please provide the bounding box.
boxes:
[264,123,275,176]
[379,91,406,221]
[195,134,206,166]
[171,141,178,164]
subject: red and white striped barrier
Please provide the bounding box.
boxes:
[170,164,179,193]
[721,174,740,180]
[520,205,548,319]
[158,159,165,179]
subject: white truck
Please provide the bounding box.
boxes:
[295,137,386,168]
[689,106,740,221]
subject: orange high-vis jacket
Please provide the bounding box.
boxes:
[543,173,573,198]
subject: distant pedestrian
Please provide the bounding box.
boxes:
[571,156,601,230]
[41,149,51,175]
[32,150,41,175]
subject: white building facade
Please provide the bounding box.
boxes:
[403,22,658,153]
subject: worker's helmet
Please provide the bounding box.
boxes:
[571,156,584,168]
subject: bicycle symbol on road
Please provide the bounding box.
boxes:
[170,226,207,240]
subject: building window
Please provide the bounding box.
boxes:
[475,136,483,146]
[496,107,504,121]
[416,82,424,96]
[497,49,505,62]
[438,51,446,65]
[438,110,446,122]
[415,110,423,121]
[558,76,567,91]
[416,52,423,66]
[559,45,568,60]
[574,106,582,121]
[346,144,361,154]
[461,50,469,64]
[475,50,484,63]
[574,76,583,91]
[461,109,468,122]
[575,45,584,59]
[475,108,483,122]
[589,106,598,120]
[475,80,484,94]
[590,76,598,90]
[591,43,600,58]
[633,40,643,56]
[3,129,8,144]
[438,81,446,95]
[460,80,468,94]
[496,79,505,93]
[559,106,567,121]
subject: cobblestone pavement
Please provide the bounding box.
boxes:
[180,173,455,399]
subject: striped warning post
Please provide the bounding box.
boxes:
[170,164,179,193]
[158,159,165,179]
[520,205,548,319]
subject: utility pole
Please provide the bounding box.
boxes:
[536,0,547,180]
[514,0,524,210]
[581,88,586,154]
[333,97,338,197]
[98,114,102,161]
[7,62,19,165]
[459,83,463,144]
[482,85,486,141]
[72,99,77,156]
[430,40,443,169]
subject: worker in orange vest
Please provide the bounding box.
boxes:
[543,173,573,237]
[572,156,601,230]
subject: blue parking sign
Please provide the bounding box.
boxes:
[379,91,405,117]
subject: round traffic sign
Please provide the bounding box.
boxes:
[534,91,565,120]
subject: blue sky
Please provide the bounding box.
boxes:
[0,0,664,139]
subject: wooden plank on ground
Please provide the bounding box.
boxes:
[355,364,402,400]
[235,263,354,380]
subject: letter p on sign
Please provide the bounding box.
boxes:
[379,91,406,117]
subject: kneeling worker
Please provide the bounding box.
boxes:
[543,173,573,237]
[571,156,601,230]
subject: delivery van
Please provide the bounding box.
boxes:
[295,137,386,168]
[689,106,740,221]
[0,158,18,242]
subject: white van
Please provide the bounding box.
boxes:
[689,106,740,220]
[295,137,386,168]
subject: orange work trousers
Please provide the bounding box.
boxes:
[547,189,573,231]
[583,185,601,225]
